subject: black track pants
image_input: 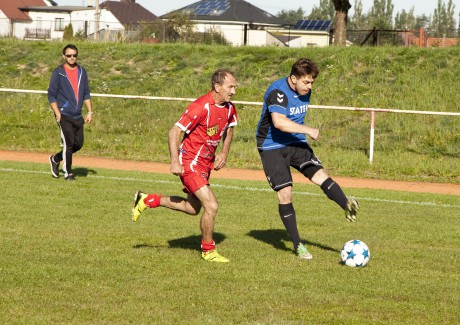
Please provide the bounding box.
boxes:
[53,115,84,177]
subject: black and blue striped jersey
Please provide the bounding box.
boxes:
[256,77,312,150]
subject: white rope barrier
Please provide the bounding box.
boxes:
[1,87,459,163]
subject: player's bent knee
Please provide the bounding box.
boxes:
[277,186,293,204]
[302,166,324,182]
[310,169,329,185]
[189,206,202,215]
[186,201,202,215]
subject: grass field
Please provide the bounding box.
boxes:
[1,160,459,324]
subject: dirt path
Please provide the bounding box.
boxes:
[1,150,459,196]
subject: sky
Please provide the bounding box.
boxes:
[56,0,460,22]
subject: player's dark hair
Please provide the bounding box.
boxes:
[62,44,78,55]
[211,69,234,91]
[290,58,319,79]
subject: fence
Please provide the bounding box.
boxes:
[2,16,459,48]
[1,87,459,164]
[348,28,460,47]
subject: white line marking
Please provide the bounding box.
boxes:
[1,167,459,209]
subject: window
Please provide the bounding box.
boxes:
[55,18,65,31]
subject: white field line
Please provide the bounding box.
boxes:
[1,167,459,209]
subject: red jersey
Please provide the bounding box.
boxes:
[175,91,238,170]
[64,65,79,105]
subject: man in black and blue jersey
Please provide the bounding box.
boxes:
[256,58,359,260]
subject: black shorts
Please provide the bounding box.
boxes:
[258,143,323,191]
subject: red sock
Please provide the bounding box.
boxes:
[201,240,216,253]
[144,194,162,208]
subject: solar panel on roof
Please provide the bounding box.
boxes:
[294,20,332,31]
[195,8,208,15]
[183,0,230,16]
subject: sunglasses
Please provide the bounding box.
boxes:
[65,54,78,58]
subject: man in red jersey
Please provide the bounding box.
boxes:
[132,69,238,263]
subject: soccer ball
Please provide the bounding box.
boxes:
[340,239,370,267]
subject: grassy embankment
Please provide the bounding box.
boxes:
[0,39,458,182]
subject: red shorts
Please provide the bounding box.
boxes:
[180,163,211,194]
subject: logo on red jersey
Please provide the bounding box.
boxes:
[207,125,219,136]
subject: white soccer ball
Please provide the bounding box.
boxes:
[340,239,370,267]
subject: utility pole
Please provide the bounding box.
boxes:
[94,0,100,41]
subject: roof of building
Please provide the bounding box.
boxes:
[20,6,95,13]
[0,0,48,21]
[100,0,157,26]
[164,0,285,25]
[274,34,301,44]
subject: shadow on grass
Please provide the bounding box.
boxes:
[73,167,97,177]
[248,229,339,253]
[247,229,291,252]
[133,232,227,252]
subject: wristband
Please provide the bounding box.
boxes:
[88,112,94,115]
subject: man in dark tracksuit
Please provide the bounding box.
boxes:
[48,44,93,181]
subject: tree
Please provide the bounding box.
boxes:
[415,14,430,30]
[368,0,394,29]
[138,20,161,41]
[63,23,74,40]
[431,0,456,37]
[277,7,305,25]
[331,0,351,46]
[139,14,227,45]
[147,12,196,42]
[349,0,368,30]
[308,0,335,20]
[446,0,456,32]
[394,8,416,30]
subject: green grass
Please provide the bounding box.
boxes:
[1,160,459,324]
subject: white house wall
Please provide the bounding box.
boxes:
[192,22,329,47]
[0,11,9,37]
[248,29,284,46]
[9,19,31,39]
[286,37,303,48]
[194,22,284,46]
[193,22,243,46]
[27,10,69,39]
[70,9,124,37]
[299,34,329,47]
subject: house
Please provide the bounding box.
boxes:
[285,20,333,47]
[0,0,52,38]
[100,0,157,29]
[162,0,333,47]
[0,0,157,41]
[99,0,157,41]
[163,0,287,46]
